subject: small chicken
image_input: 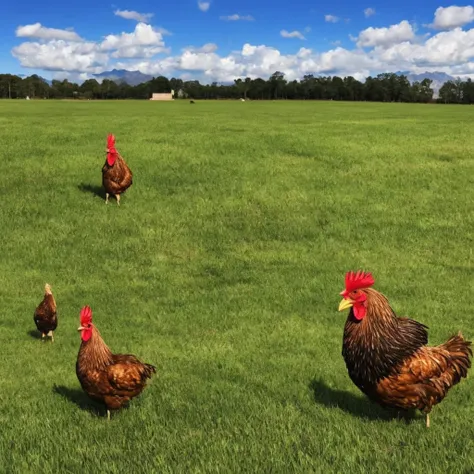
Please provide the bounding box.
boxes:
[76,306,156,420]
[338,270,472,427]
[33,283,58,342]
[102,134,133,205]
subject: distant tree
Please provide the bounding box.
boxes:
[80,79,101,99]
[269,71,286,99]
[461,78,474,104]
[0,74,23,98]
[149,76,171,94]
[439,79,463,103]
[1,71,472,104]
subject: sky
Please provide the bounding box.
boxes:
[2,0,474,83]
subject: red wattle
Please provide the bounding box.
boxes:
[353,304,367,320]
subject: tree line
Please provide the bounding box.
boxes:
[0,70,473,104]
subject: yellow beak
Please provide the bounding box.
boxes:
[338,298,354,312]
[77,326,85,331]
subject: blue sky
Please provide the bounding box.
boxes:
[2,1,474,82]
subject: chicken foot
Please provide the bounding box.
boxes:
[105,193,120,205]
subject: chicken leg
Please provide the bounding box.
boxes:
[426,413,430,428]
[105,193,110,204]
[48,330,54,343]
[107,409,111,421]
[116,194,120,205]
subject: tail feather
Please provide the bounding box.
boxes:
[143,363,156,379]
[440,332,472,384]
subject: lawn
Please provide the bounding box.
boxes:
[0,99,473,473]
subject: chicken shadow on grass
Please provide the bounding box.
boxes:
[78,183,104,199]
[27,330,42,339]
[309,379,417,423]
[53,385,105,417]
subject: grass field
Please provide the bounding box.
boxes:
[0,99,473,473]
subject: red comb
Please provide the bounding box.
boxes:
[106,134,117,165]
[341,271,375,296]
[80,305,92,326]
[107,134,115,149]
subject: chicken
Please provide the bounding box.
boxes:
[33,283,57,342]
[76,306,156,420]
[338,270,472,427]
[102,134,133,205]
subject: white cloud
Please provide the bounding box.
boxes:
[16,23,82,41]
[198,1,210,12]
[12,7,474,84]
[52,71,94,83]
[156,27,172,36]
[325,15,340,23]
[111,46,169,58]
[220,14,254,21]
[364,8,376,18]
[430,6,474,30]
[101,22,168,58]
[118,43,378,84]
[355,20,415,48]
[376,27,474,70]
[11,22,169,70]
[12,40,107,73]
[183,43,218,53]
[114,9,154,23]
[280,29,306,40]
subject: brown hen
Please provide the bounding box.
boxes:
[76,306,156,420]
[338,271,472,427]
[33,283,57,342]
[102,134,133,205]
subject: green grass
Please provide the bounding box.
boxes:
[0,99,473,473]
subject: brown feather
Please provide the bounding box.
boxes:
[33,286,57,336]
[102,153,133,197]
[342,288,472,415]
[76,325,156,414]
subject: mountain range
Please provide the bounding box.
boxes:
[93,69,153,86]
[395,71,457,97]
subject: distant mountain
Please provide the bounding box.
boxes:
[395,71,456,98]
[16,73,52,85]
[93,69,153,86]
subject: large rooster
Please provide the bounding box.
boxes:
[33,283,57,342]
[102,134,133,205]
[338,271,472,427]
[76,306,156,420]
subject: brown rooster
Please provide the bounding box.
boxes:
[338,271,472,427]
[76,306,156,420]
[33,283,57,342]
[102,134,133,205]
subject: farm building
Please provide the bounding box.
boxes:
[150,91,174,101]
